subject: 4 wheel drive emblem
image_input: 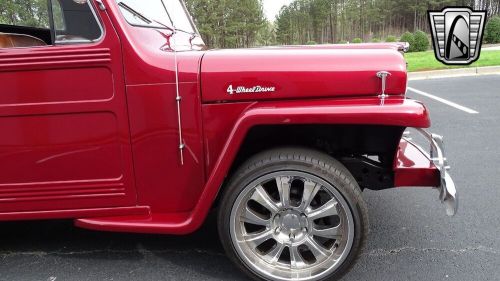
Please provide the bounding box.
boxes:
[428,7,487,65]
[227,85,276,95]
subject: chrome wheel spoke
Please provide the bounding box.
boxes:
[312,225,341,240]
[243,229,274,248]
[307,199,338,221]
[300,180,320,211]
[262,242,286,264]
[290,244,306,269]
[304,237,331,259]
[242,206,270,226]
[251,185,280,214]
[276,176,292,208]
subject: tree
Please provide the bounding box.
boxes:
[485,16,500,44]
[275,6,293,45]
[184,0,266,48]
[256,22,276,46]
[183,0,499,48]
[272,0,488,46]
[0,0,49,28]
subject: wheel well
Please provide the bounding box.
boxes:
[228,124,405,191]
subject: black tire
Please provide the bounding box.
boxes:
[218,147,369,281]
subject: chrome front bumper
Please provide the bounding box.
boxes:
[403,129,458,216]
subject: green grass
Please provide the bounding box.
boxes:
[405,50,500,72]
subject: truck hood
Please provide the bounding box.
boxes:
[200,44,408,103]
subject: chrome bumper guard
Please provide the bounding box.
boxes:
[404,129,458,216]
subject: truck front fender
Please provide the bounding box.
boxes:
[188,97,430,232]
[75,97,430,235]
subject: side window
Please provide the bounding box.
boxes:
[0,0,103,49]
[54,0,103,44]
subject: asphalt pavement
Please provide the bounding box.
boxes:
[1,75,499,281]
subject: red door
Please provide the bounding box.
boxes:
[0,1,136,213]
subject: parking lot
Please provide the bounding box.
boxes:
[0,74,499,281]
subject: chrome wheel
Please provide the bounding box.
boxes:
[230,171,355,281]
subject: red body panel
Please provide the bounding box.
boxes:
[0,4,136,214]
[201,48,407,103]
[394,140,440,187]
[0,0,438,235]
[102,1,207,214]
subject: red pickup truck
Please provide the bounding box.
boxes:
[0,1,457,280]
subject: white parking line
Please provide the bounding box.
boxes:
[407,87,479,114]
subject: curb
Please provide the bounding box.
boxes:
[408,66,500,80]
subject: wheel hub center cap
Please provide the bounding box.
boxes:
[282,213,301,230]
[275,210,307,233]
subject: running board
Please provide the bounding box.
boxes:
[75,212,193,235]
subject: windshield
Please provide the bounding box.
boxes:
[116,0,196,34]
[162,0,195,33]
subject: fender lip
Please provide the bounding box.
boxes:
[236,98,431,128]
